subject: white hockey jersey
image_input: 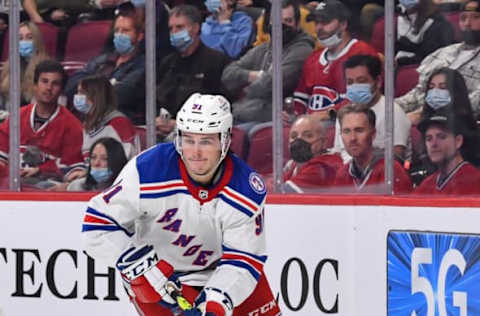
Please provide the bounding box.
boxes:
[82,143,268,307]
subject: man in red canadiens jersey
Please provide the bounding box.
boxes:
[282,114,342,192]
[415,113,480,195]
[0,60,84,186]
[334,105,412,194]
[291,0,378,118]
[82,93,281,316]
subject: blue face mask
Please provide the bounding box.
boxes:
[73,94,91,114]
[130,0,145,8]
[425,88,451,110]
[90,167,112,184]
[205,0,221,13]
[399,0,419,10]
[170,29,193,52]
[346,83,375,105]
[19,40,34,58]
[113,33,134,55]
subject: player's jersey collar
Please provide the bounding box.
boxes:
[178,155,233,204]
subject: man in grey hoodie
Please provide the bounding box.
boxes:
[221,0,315,127]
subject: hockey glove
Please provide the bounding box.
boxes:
[116,244,178,304]
[184,287,234,316]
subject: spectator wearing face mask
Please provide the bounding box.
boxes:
[155,5,231,141]
[396,0,480,120]
[291,0,378,120]
[200,0,254,59]
[409,67,480,182]
[74,74,140,162]
[395,0,455,67]
[282,114,342,192]
[65,5,146,124]
[66,137,128,191]
[222,0,315,128]
[0,21,50,114]
[332,54,411,163]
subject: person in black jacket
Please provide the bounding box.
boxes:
[155,5,231,141]
[65,5,146,124]
[396,0,455,66]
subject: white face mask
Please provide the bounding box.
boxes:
[318,30,342,48]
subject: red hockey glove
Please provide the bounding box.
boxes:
[116,244,177,304]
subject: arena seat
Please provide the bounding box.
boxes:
[246,122,290,175]
[231,126,248,160]
[395,64,420,97]
[1,22,59,61]
[64,20,112,63]
[442,11,462,42]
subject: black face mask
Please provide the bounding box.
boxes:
[289,138,313,163]
[462,30,480,45]
[267,24,298,45]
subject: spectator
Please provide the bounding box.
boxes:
[74,74,140,160]
[332,54,411,162]
[102,1,173,62]
[415,113,480,194]
[292,0,378,118]
[66,137,128,191]
[334,105,412,193]
[0,21,50,113]
[282,114,342,192]
[222,0,315,127]
[410,67,480,180]
[155,4,231,141]
[0,60,84,186]
[395,0,455,67]
[254,1,320,48]
[65,5,146,124]
[396,0,480,118]
[200,0,254,59]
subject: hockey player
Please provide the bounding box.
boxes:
[82,93,281,316]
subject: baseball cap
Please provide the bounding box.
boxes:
[461,0,480,12]
[417,114,462,135]
[307,0,351,23]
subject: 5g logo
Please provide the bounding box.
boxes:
[410,248,467,316]
[387,231,480,316]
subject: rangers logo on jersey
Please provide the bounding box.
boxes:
[249,172,266,194]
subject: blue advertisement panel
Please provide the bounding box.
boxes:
[387,230,480,316]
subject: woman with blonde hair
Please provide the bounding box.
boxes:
[0,21,49,111]
[73,74,139,161]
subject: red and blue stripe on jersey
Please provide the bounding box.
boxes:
[82,207,133,236]
[134,143,266,217]
[219,245,267,281]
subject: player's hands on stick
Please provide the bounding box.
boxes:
[116,244,178,304]
[184,288,234,316]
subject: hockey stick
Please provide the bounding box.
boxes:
[165,281,193,311]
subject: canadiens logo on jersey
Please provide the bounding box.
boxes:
[308,86,343,112]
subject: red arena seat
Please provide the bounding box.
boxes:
[247,123,290,175]
[64,20,112,63]
[395,64,420,97]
